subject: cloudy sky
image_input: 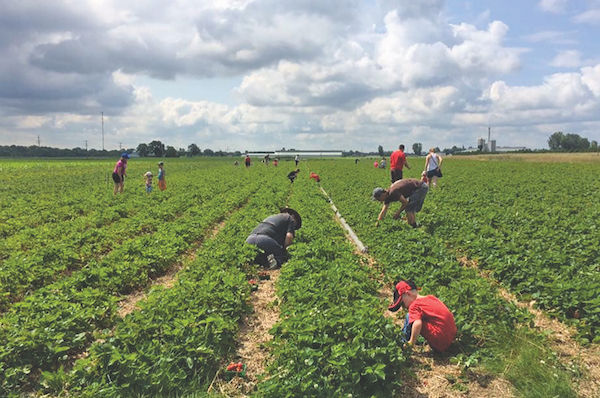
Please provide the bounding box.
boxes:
[1,0,600,152]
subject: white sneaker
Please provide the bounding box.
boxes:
[267,254,278,269]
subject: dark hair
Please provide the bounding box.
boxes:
[401,279,417,290]
[399,144,405,150]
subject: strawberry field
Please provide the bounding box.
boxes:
[0,156,596,397]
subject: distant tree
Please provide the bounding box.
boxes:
[178,147,186,157]
[203,148,214,156]
[434,147,440,153]
[148,140,165,157]
[188,143,201,156]
[412,143,423,156]
[378,145,384,157]
[591,140,598,152]
[165,146,178,157]
[136,143,149,157]
[548,132,590,151]
[548,132,564,150]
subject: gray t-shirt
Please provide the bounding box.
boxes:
[250,213,297,246]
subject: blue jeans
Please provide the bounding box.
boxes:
[402,313,412,343]
[246,234,286,266]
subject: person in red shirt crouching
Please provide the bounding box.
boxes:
[388,280,457,352]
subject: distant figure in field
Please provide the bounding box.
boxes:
[234,160,239,166]
[390,144,410,183]
[264,153,270,164]
[157,161,166,191]
[144,171,153,193]
[355,158,359,165]
[246,208,302,269]
[379,158,386,169]
[273,158,279,167]
[245,155,251,167]
[309,172,320,182]
[424,148,443,188]
[287,169,300,183]
[372,178,429,228]
[112,152,129,195]
[373,160,379,168]
[295,154,300,166]
[388,280,457,353]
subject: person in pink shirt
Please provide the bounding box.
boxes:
[112,152,129,195]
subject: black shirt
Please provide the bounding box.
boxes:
[250,213,297,246]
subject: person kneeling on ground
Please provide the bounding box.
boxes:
[372,178,428,227]
[245,208,302,269]
[309,172,320,182]
[389,280,457,353]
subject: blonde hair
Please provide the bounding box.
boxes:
[429,147,436,153]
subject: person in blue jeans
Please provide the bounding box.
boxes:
[246,208,302,269]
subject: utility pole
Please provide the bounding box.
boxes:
[37,135,40,146]
[119,142,122,150]
[85,140,88,151]
[101,111,104,151]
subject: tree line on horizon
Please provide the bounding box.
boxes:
[1,132,598,158]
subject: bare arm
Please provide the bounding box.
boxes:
[437,155,443,167]
[408,319,423,345]
[405,159,410,169]
[424,154,429,171]
[376,203,389,226]
[284,232,294,248]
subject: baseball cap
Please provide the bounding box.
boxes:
[121,152,130,159]
[388,280,417,312]
[372,187,385,200]
[280,207,302,229]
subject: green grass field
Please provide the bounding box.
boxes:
[0,156,597,397]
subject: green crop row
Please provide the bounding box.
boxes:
[0,162,249,312]
[256,173,407,397]
[0,164,270,395]
[60,168,291,397]
[421,160,600,342]
[312,159,577,397]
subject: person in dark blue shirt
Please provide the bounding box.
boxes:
[246,208,302,269]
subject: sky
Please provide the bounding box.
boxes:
[1,0,600,152]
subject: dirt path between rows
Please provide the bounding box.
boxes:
[208,269,281,397]
[117,218,229,318]
[459,256,600,397]
[318,186,514,397]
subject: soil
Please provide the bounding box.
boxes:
[209,269,281,397]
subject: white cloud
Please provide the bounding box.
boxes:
[550,50,583,68]
[572,8,600,24]
[538,0,568,14]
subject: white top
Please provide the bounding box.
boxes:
[427,153,439,171]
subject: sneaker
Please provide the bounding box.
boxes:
[267,254,278,269]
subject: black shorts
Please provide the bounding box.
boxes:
[112,172,123,183]
[391,169,403,183]
[427,168,442,178]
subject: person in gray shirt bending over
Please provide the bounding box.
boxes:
[246,208,302,269]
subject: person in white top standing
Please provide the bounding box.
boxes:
[424,148,443,188]
[294,154,300,166]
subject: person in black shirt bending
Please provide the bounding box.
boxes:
[246,208,302,269]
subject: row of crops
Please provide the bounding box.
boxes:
[0,157,594,396]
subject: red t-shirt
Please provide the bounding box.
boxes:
[390,150,406,170]
[408,295,457,352]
